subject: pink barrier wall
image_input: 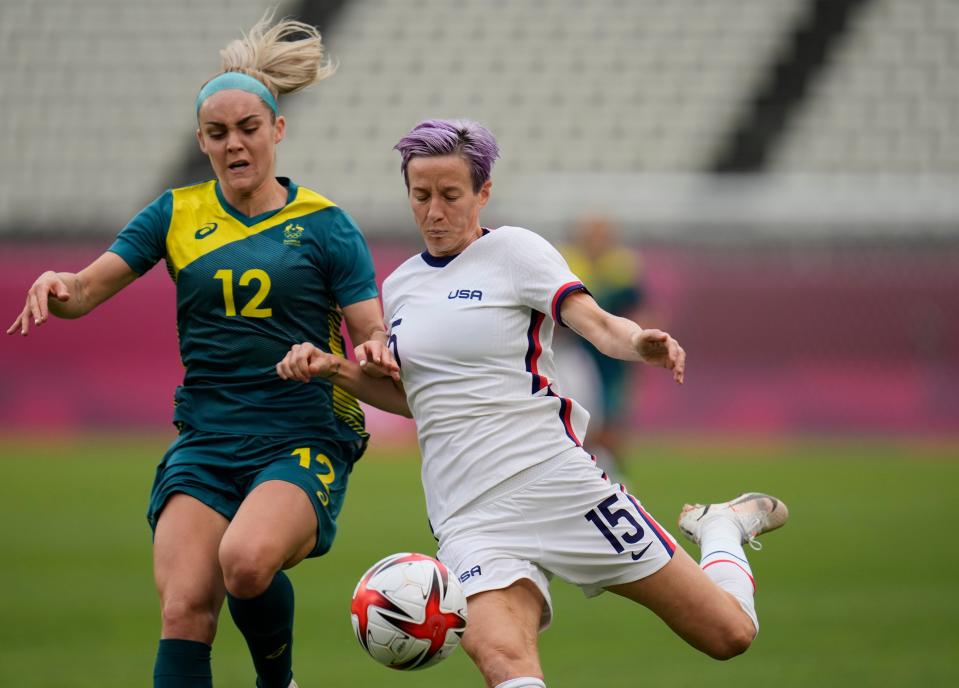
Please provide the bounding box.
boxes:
[2,241,957,437]
[632,245,959,435]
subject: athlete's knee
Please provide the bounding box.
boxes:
[470,646,533,685]
[160,594,219,643]
[464,635,540,685]
[701,614,755,660]
[219,540,279,598]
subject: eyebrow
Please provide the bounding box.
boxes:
[202,114,262,128]
[412,181,464,192]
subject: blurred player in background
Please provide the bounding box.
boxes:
[278,119,789,688]
[7,13,402,688]
[557,215,646,479]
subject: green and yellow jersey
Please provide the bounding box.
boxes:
[561,245,643,318]
[109,177,375,443]
[561,244,645,420]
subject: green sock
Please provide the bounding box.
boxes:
[153,638,212,687]
[227,571,295,688]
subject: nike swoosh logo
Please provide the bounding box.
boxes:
[631,543,652,561]
[730,493,777,513]
[265,643,288,659]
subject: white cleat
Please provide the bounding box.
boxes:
[678,492,789,550]
[288,681,298,688]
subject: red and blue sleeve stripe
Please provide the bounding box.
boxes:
[550,281,589,327]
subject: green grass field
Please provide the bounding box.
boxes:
[1,435,957,687]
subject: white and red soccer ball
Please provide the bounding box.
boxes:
[350,552,468,670]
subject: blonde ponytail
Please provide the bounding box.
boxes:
[218,9,335,99]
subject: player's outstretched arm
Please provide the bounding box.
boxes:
[7,252,139,336]
[342,299,400,381]
[276,342,412,417]
[560,290,685,384]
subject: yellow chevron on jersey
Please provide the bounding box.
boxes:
[165,180,337,276]
[326,308,369,440]
[107,177,378,441]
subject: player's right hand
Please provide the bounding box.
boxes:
[354,339,400,381]
[6,271,71,336]
[276,342,342,383]
[633,328,686,385]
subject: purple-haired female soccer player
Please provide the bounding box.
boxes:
[278,119,789,688]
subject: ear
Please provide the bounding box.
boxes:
[477,179,492,208]
[274,115,286,144]
[196,127,207,155]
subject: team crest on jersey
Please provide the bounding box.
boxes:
[448,289,483,301]
[283,223,305,246]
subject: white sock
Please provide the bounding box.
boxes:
[495,678,547,688]
[699,517,759,633]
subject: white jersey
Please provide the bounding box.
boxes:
[382,226,591,527]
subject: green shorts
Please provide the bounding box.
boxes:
[147,426,364,558]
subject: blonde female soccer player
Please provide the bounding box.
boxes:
[8,14,401,688]
[278,119,788,688]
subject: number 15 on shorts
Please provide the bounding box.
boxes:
[585,495,648,560]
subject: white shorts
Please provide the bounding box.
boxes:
[434,446,677,630]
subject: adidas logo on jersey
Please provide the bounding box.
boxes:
[448,289,483,301]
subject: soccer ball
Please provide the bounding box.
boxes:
[350,552,468,670]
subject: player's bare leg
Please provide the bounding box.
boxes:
[218,480,317,596]
[608,492,788,659]
[152,494,230,686]
[461,579,547,688]
[607,546,755,659]
[153,493,229,642]
[218,480,317,688]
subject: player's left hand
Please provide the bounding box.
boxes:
[633,329,685,384]
[354,340,400,382]
[276,342,342,383]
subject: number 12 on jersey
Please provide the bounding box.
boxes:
[214,269,272,318]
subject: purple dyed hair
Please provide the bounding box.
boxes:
[394,119,500,192]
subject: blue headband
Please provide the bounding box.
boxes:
[195,72,278,116]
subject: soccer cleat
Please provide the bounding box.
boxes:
[678,492,789,550]
[288,681,298,688]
